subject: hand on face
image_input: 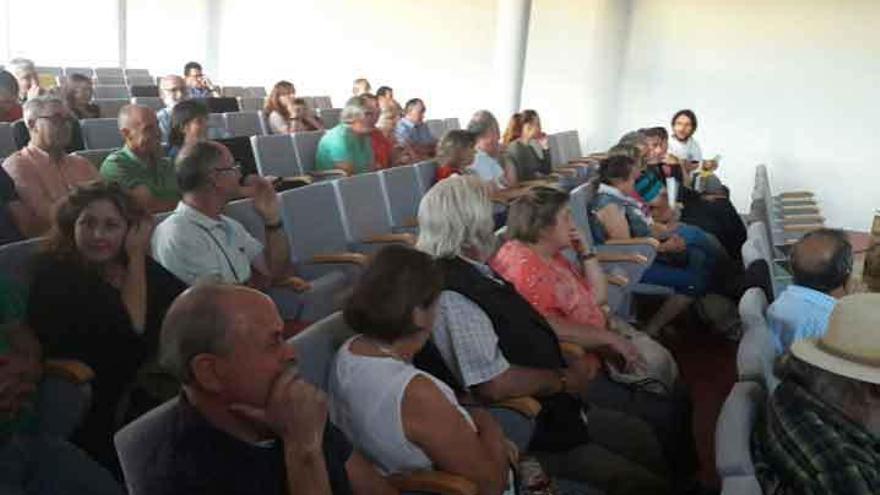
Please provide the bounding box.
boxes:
[246,176,282,224]
[125,216,155,257]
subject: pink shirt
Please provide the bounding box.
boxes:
[491,240,607,330]
[2,145,98,235]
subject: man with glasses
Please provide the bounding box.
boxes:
[101,105,180,213]
[183,62,219,99]
[151,141,296,290]
[315,96,375,175]
[157,75,188,144]
[1,96,98,237]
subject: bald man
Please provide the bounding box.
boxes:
[100,104,180,212]
[139,283,394,494]
[157,75,187,143]
[767,228,853,355]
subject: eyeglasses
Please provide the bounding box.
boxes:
[213,163,242,174]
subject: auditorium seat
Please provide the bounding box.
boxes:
[95,75,126,86]
[221,86,246,98]
[425,119,445,140]
[334,173,415,254]
[237,96,265,112]
[94,67,124,78]
[130,96,163,111]
[412,159,437,194]
[35,66,63,77]
[64,67,94,78]
[223,111,266,137]
[94,98,129,118]
[312,96,333,110]
[245,87,267,98]
[317,108,341,128]
[251,134,301,178]
[206,113,227,139]
[94,85,131,99]
[74,148,116,170]
[80,118,124,149]
[129,85,159,98]
[292,130,343,179]
[0,123,17,159]
[124,68,151,78]
[720,475,762,495]
[715,381,765,479]
[126,75,155,87]
[443,117,460,131]
[378,165,422,233]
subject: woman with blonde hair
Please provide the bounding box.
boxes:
[264,81,323,134]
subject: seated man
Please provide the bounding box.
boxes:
[467,110,516,190]
[151,141,292,288]
[145,283,394,494]
[767,228,852,355]
[753,293,880,494]
[183,62,219,99]
[351,78,371,96]
[6,58,43,102]
[157,75,187,144]
[361,93,392,170]
[315,96,374,175]
[101,104,180,213]
[2,96,98,237]
[0,70,22,122]
[375,86,399,114]
[394,98,436,160]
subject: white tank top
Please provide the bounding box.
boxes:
[329,336,475,475]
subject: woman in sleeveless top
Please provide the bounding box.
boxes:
[328,245,514,495]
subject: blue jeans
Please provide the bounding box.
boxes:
[642,243,709,296]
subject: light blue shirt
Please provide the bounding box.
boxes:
[468,150,505,187]
[766,284,837,355]
[394,118,435,146]
[157,107,172,144]
[151,202,263,285]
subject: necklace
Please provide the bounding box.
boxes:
[362,336,411,362]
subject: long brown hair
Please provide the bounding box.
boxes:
[264,81,296,120]
[502,109,540,145]
[43,180,146,265]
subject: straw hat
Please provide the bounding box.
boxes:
[791,293,880,384]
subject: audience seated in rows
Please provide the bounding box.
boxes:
[767,228,852,356]
[101,105,179,213]
[413,176,676,494]
[7,58,43,102]
[502,110,552,182]
[316,96,374,175]
[330,245,513,494]
[265,81,323,134]
[352,77,371,96]
[468,110,516,190]
[167,99,209,162]
[752,293,880,494]
[395,98,436,161]
[435,129,476,181]
[2,96,99,237]
[157,75,187,144]
[140,283,394,494]
[0,70,23,122]
[151,141,295,288]
[183,61,219,99]
[26,181,186,472]
[62,73,100,120]
[0,273,124,495]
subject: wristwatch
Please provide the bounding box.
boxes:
[576,247,597,262]
[265,220,283,231]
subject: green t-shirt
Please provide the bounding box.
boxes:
[315,124,374,174]
[100,146,180,201]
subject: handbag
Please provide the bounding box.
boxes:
[602,317,679,395]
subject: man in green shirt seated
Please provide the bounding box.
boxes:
[315,95,375,175]
[100,105,180,213]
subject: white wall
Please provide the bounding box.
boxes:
[616,0,880,230]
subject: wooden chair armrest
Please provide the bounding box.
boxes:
[782,223,824,232]
[308,170,348,178]
[492,396,542,418]
[781,215,824,224]
[309,252,368,266]
[362,233,416,245]
[778,191,814,198]
[605,237,660,248]
[780,206,820,214]
[778,197,817,205]
[44,359,95,384]
[271,275,311,293]
[387,471,478,495]
[596,252,648,264]
[560,342,586,358]
[606,273,629,286]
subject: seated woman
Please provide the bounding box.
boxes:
[377,106,413,166]
[167,99,209,162]
[329,245,513,495]
[435,130,476,181]
[26,181,187,471]
[502,110,552,182]
[590,155,710,337]
[264,81,323,134]
[62,73,100,120]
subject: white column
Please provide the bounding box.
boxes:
[493,0,533,120]
[117,0,127,68]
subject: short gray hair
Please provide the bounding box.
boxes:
[7,58,35,76]
[467,110,499,138]
[416,175,496,259]
[22,95,64,125]
[341,95,368,124]
[159,283,236,384]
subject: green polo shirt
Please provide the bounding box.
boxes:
[100,146,180,201]
[315,124,374,174]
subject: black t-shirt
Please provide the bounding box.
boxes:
[0,167,22,245]
[147,394,353,495]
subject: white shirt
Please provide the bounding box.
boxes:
[668,136,703,163]
[151,202,263,285]
[468,150,506,188]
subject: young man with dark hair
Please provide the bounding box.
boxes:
[183,61,219,98]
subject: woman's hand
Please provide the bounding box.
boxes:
[658,235,686,253]
[536,133,550,150]
[125,217,155,257]
[568,228,589,255]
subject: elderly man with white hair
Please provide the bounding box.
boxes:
[1,96,98,237]
[156,75,188,144]
[315,95,375,175]
[752,293,880,494]
[6,58,43,102]
[101,104,179,213]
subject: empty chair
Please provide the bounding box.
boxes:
[93,99,129,118]
[73,148,116,171]
[129,85,159,98]
[291,130,326,174]
[223,111,266,137]
[425,119,445,140]
[237,96,265,112]
[0,123,17,159]
[94,67,123,78]
[317,108,341,128]
[80,118,124,150]
[334,173,414,253]
[94,85,130,99]
[125,76,155,87]
[548,132,570,166]
[715,381,765,478]
[64,67,94,77]
[130,96,163,112]
[245,86,266,98]
[443,117,460,131]
[251,134,302,178]
[124,68,150,78]
[221,86,246,98]
[378,164,422,232]
[94,75,126,86]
